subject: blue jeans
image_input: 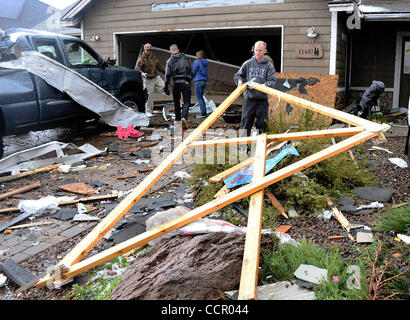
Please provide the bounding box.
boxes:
[194,80,207,116]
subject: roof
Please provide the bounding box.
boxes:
[329,0,410,19]
[0,0,80,35]
[0,0,50,29]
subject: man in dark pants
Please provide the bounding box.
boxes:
[164,44,193,129]
[234,41,276,137]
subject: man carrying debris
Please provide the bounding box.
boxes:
[136,43,166,118]
[164,44,193,130]
[234,41,276,137]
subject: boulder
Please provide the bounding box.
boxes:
[110,232,275,300]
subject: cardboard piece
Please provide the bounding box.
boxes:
[268,73,338,125]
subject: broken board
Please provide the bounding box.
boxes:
[268,73,339,125]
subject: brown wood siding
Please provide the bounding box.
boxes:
[81,0,332,74]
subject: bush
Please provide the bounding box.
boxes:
[374,200,410,234]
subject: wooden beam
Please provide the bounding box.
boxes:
[0,164,61,183]
[327,199,355,242]
[0,181,41,201]
[249,82,389,132]
[35,84,247,286]
[265,192,288,219]
[238,134,267,300]
[214,185,231,198]
[6,221,54,230]
[189,127,365,148]
[35,130,378,287]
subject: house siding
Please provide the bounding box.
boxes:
[81,0,332,74]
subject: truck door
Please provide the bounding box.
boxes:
[30,37,86,126]
[62,39,113,92]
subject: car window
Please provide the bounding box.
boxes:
[33,38,62,63]
[64,40,99,66]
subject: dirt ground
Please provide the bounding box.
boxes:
[0,108,408,300]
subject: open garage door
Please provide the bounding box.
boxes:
[116,27,281,105]
[117,27,282,74]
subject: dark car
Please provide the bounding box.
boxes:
[0,28,147,158]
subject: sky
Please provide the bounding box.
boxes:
[39,0,78,10]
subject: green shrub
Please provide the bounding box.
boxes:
[374,200,410,234]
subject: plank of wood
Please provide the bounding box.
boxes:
[238,134,267,300]
[6,221,54,230]
[328,235,344,239]
[327,200,356,242]
[266,192,288,219]
[35,130,379,287]
[189,127,365,148]
[34,84,247,286]
[0,181,41,201]
[249,82,389,132]
[0,164,61,183]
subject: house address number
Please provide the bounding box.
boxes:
[296,44,323,59]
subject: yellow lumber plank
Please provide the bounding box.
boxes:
[238,134,267,300]
[249,82,389,132]
[189,127,365,148]
[35,84,247,286]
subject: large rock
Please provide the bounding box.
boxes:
[110,232,275,300]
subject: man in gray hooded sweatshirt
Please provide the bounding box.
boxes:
[234,41,276,136]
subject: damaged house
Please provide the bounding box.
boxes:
[60,0,410,111]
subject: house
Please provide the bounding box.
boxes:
[0,0,80,36]
[61,0,410,110]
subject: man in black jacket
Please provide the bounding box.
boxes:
[164,44,193,129]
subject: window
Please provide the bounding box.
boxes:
[64,40,99,66]
[33,38,62,63]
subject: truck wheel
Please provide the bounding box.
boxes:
[119,91,145,113]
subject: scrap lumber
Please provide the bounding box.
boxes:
[249,82,390,131]
[34,84,247,286]
[238,134,267,300]
[58,182,96,195]
[33,82,389,288]
[0,164,61,183]
[265,191,288,219]
[6,221,54,230]
[0,181,41,201]
[327,199,355,241]
[36,130,381,287]
[276,225,292,233]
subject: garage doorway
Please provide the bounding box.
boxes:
[115,27,282,73]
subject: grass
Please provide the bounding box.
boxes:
[63,247,150,300]
[261,238,367,300]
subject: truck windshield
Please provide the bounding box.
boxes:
[64,40,99,66]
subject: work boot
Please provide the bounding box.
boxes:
[181,118,188,130]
